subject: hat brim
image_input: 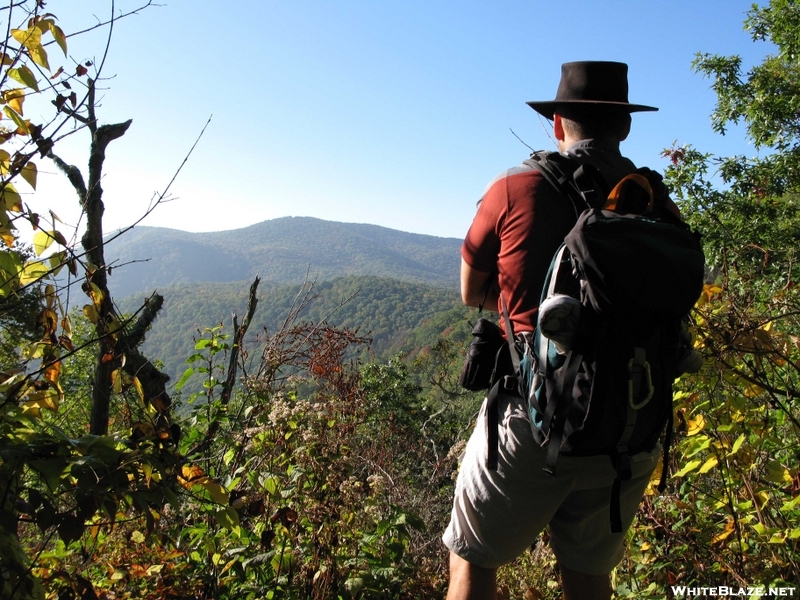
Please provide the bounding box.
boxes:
[526,100,659,120]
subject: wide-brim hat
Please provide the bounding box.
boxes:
[526,61,658,119]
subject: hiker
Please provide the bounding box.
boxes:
[443,61,684,600]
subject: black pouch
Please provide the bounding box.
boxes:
[458,318,505,391]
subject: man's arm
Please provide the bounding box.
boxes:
[460,258,499,312]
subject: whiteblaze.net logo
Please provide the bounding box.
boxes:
[671,586,797,597]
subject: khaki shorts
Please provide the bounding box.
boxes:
[442,390,659,576]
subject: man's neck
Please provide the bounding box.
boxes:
[559,138,621,154]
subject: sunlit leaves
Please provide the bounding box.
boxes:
[19,259,49,286]
[21,161,37,189]
[37,18,67,56]
[179,464,229,505]
[12,26,48,70]
[686,413,705,436]
[1,183,23,212]
[7,65,38,91]
[3,88,25,115]
[0,247,22,296]
[22,388,59,418]
[32,231,54,256]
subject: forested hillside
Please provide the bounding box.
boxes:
[104,217,462,298]
[119,276,470,388]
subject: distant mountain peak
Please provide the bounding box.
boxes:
[105,217,461,299]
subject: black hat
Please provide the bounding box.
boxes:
[526,61,658,119]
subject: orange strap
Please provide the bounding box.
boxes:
[605,173,654,212]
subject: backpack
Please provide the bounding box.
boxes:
[485,150,705,532]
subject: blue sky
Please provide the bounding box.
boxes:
[27,0,771,241]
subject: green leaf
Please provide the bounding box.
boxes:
[263,476,278,496]
[214,507,240,530]
[780,495,800,513]
[175,367,194,390]
[29,457,69,491]
[729,433,746,456]
[674,459,702,478]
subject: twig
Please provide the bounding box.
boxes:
[509,127,535,153]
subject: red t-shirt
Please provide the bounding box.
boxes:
[461,141,654,335]
[462,164,577,334]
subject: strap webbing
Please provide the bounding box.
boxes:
[486,379,501,471]
[485,293,520,471]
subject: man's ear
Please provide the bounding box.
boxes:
[618,114,631,142]
[553,113,566,142]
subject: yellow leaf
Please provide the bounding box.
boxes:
[203,480,230,505]
[674,459,702,478]
[1,183,23,212]
[21,402,41,419]
[686,413,705,436]
[729,433,746,456]
[743,383,764,398]
[7,65,38,91]
[132,376,145,402]
[21,161,36,189]
[3,89,25,115]
[44,284,55,307]
[11,28,35,46]
[12,27,48,70]
[711,517,735,544]
[698,456,719,474]
[48,23,67,56]
[33,230,55,256]
[0,53,12,66]
[89,282,104,307]
[0,229,15,248]
[48,251,65,276]
[0,149,9,176]
[29,43,49,71]
[24,388,59,412]
[112,369,123,394]
[19,259,48,286]
[23,341,47,360]
[702,283,723,304]
[82,304,99,324]
[181,464,204,482]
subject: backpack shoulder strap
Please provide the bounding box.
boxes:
[523,151,607,218]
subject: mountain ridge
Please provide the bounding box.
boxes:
[105,216,462,298]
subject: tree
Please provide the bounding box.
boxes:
[616,0,800,593]
[0,3,197,598]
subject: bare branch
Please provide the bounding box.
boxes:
[48,151,88,201]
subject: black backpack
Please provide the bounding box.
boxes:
[485,151,705,532]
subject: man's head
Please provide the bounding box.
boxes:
[527,61,655,146]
